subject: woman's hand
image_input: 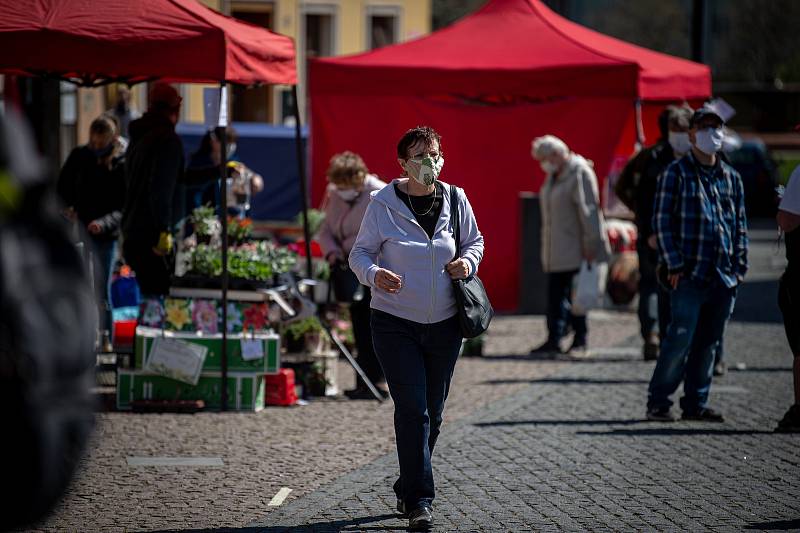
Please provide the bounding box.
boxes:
[374,268,403,293]
[446,258,471,280]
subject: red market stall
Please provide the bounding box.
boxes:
[0,0,307,410]
[309,0,711,312]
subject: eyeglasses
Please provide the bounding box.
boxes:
[408,152,441,161]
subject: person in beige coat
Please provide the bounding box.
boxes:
[316,151,387,398]
[530,135,611,357]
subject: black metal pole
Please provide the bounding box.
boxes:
[217,82,229,411]
[291,85,313,278]
[691,0,706,63]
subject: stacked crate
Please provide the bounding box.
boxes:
[118,326,280,411]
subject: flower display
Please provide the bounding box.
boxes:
[243,303,268,332]
[226,302,244,333]
[165,298,192,331]
[192,299,219,334]
[139,297,164,328]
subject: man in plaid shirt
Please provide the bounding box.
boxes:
[646,106,748,422]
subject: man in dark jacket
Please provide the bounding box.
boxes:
[121,83,184,296]
[57,114,125,340]
[615,105,693,360]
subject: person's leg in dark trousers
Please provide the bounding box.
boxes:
[680,282,735,415]
[638,242,660,358]
[349,287,384,387]
[122,237,172,296]
[648,280,704,412]
[657,284,671,350]
[90,238,117,341]
[545,270,577,346]
[371,311,461,513]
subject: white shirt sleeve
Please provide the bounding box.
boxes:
[779,165,800,215]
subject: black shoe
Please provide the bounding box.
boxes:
[529,341,560,358]
[646,407,676,422]
[396,498,406,517]
[682,407,724,422]
[344,385,388,400]
[408,506,433,530]
[775,404,800,433]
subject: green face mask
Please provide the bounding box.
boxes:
[408,155,444,186]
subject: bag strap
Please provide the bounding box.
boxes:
[450,184,461,260]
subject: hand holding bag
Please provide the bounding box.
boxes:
[450,185,493,338]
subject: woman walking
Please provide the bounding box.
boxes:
[529,134,610,358]
[350,126,484,530]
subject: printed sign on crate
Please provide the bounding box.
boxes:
[145,337,208,385]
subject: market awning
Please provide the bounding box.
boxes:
[0,0,296,86]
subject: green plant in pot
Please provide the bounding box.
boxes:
[191,205,220,244]
[283,317,328,354]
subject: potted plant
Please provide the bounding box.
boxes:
[283,316,328,354]
[191,205,220,245]
[227,216,253,245]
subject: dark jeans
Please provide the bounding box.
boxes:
[637,241,659,340]
[122,236,173,296]
[648,277,736,413]
[370,309,462,511]
[350,287,384,385]
[89,238,117,336]
[778,272,800,355]
[546,270,587,346]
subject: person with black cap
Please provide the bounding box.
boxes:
[615,104,694,361]
[646,104,748,423]
[121,83,184,296]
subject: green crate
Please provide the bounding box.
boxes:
[134,327,280,374]
[117,370,264,411]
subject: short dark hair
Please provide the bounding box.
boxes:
[667,105,693,130]
[397,126,442,159]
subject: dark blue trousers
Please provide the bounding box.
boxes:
[370,309,462,511]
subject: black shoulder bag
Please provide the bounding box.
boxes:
[450,185,494,338]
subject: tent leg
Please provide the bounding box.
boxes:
[218,82,230,412]
[291,85,313,278]
[634,98,645,149]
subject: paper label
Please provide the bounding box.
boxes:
[146,337,208,385]
[240,339,264,361]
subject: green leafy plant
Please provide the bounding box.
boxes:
[189,244,222,277]
[227,216,253,243]
[283,316,324,341]
[191,205,219,239]
[295,208,325,236]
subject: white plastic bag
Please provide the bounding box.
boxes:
[573,261,607,314]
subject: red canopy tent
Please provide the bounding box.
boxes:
[0,0,296,85]
[0,0,304,410]
[309,0,711,312]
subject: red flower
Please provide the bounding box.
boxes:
[243,303,268,331]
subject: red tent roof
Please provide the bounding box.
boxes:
[312,0,709,100]
[0,0,296,86]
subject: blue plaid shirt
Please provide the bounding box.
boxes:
[652,151,748,288]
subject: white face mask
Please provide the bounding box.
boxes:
[668,131,692,155]
[407,155,444,186]
[693,127,724,155]
[540,161,558,175]
[335,188,360,202]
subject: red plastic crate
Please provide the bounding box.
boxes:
[264,368,297,406]
[113,319,137,349]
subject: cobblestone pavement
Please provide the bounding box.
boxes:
[252,321,798,533]
[30,313,634,533]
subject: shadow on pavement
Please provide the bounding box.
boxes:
[480,377,648,386]
[744,518,800,530]
[576,427,776,436]
[142,513,403,533]
[730,366,793,373]
[474,418,643,427]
